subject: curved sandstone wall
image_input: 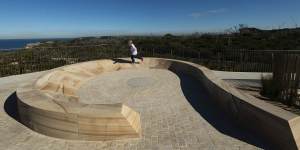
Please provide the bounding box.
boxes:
[16,58,300,149]
[17,58,175,141]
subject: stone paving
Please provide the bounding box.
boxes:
[0,69,266,150]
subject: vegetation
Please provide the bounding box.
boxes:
[1,26,300,77]
[34,26,300,51]
[260,75,280,99]
[260,52,300,108]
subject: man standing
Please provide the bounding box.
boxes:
[128,40,143,63]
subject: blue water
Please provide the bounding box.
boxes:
[0,38,72,50]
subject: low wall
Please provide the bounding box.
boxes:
[167,59,300,150]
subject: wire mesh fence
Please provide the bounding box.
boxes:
[1,46,300,77]
[273,53,300,107]
[141,48,300,72]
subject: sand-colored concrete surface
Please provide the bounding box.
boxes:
[3,57,300,149]
[0,58,268,149]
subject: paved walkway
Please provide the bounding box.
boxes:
[0,69,266,150]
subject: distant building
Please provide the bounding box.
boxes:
[25,42,41,49]
[239,28,263,34]
[45,41,54,44]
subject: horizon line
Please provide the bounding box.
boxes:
[1,26,299,40]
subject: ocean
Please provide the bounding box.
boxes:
[0,38,72,50]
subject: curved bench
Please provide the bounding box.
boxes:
[16,58,300,149]
[17,59,147,141]
[17,58,177,141]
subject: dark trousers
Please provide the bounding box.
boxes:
[131,55,143,63]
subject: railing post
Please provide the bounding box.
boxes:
[271,52,274,72]
[152,48,155,57]
[17,50,21,74]
[217,51,221,70]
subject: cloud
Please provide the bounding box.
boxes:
[189,8,228,18]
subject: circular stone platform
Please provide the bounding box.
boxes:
[77,69,172,105]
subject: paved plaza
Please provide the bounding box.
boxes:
[0,69,267,149]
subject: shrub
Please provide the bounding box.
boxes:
[260,74,281,99]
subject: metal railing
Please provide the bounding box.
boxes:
[1,46,300,77]
[272,53,300,106]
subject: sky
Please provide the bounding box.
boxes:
[0,0,300,39]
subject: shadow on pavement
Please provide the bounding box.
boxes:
[4,92,21,122]
[112,58,130,64]
[112,58,140,64]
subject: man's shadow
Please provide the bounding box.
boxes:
[112,58,140,64]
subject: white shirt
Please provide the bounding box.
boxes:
[130,44,138,55]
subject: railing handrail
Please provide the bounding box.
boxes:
[218,49,300,52]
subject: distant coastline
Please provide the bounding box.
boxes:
[0,38,73,50]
